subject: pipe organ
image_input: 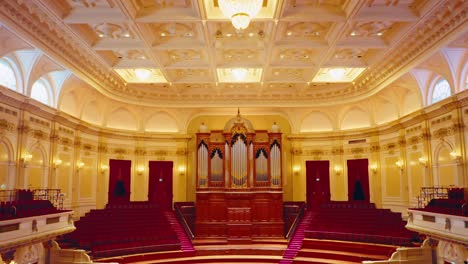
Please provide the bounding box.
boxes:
[195,113,284,242]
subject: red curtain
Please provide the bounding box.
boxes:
[306,160,330,209]
[346,159,370,202]
[108,159,131,204]
[148,161,173,210]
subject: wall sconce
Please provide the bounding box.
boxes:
[395,160,404,171]
[100,164,109,174]
[136,166,145,175]
[369,163,378,174]
[333,165,342,176]
[53,159,62,169]
[418,157,428,167]
[21,153,32,168]
[450,151,462,164]
[76,161,84,171]
[178,165,186,176]
[293,165,300,176]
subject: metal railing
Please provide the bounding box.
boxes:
[0,189,64,210]
[174,202,195,240]
[284,202,306,240]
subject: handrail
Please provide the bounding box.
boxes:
[285,202,306,240]
[174,203,194,240]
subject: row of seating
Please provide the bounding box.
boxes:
[415,198,467,216]
[64,202,181,258]
[448,188,465,200]
[0,200,59,220]
[305,202,418,246]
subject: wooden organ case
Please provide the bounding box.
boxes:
[195,113,284,242]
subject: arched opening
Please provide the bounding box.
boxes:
[431,79,451,104]
[31,78,52,106]
[0,58,17,91]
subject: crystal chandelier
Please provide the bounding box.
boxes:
[218,0,263,30]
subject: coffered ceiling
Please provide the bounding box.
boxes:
[0,0,465,107]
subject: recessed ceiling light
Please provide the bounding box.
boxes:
[135,69,152,80]
[232,68,247,80]
[328,68,346,80]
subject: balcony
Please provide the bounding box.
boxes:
[406,209,468,245]
[0,210,75,253]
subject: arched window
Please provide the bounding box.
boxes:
[431,79,451,104]
[465,75,468,90]
[0,59,17,91]
[31,79,50,105]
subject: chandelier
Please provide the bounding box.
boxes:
[218,0,263,30]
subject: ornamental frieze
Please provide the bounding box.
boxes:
[98,144,108,153]
[332,147,344,155]
[0,119,15,131]
[134,148,147,156]
[369,144,380,153]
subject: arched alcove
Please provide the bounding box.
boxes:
[300,112,333,132]
[145,112,179,133]
[106,107,138,131]
[341,108,370,130]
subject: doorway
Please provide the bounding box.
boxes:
[347,159,370,202]
[108,159,131,204]
[148,161,173,210]
[306,160,330,209]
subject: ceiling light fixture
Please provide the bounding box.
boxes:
[232,68,247,80]
[218,0,263,30]
[328,68,346,80]
[135,69,152,80]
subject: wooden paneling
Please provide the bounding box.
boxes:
[195,190,284,241]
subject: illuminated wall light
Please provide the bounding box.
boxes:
[178,165,186,176]
[136,166,145,175]
[395,160,404,171]
[76,161,85,171]
[135,69,152,80]
[100,164,109,174]
[369,163,378,174]
[334,165,342,175]
[21,153,32,168]
[450,151,462,164]
[53,159,62,169]
[418,157,428,167]
[292,165,300,175]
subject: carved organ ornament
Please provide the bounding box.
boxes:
[196,112,282,189]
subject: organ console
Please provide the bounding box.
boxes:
[195,111,284,242]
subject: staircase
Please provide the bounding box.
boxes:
[164,211,196,253]
[280,210,316,264]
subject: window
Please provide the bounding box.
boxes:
[0,59,17,91]
[31,79,50,105]
[432,79,451,104]
[465,75,468,90]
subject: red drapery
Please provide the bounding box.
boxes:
[148,161,173,210]
[306,160,330,209]
[346,159,370,202]
[108,159,131,204]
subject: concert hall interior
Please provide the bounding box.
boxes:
[0,0,466,264]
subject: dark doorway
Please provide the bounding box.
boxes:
[108,159,131,204]
[306,160,330,209]
[148,161,173,210]
[347,159,370,202]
